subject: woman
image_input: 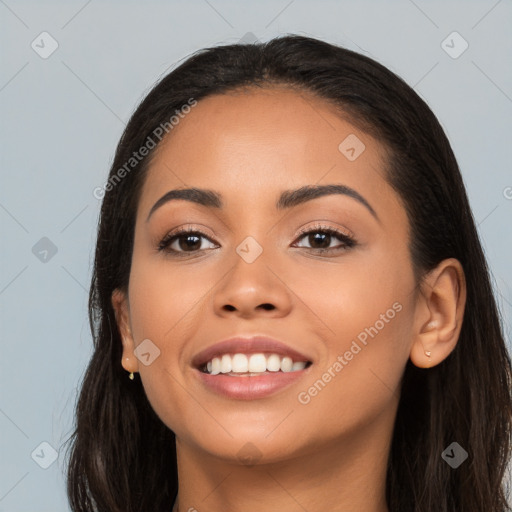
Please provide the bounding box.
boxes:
[65,35,512,511]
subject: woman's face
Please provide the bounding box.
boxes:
[115,87,421,464]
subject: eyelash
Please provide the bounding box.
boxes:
[157,224,356,257]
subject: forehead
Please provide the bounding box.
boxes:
[138,87,398,217]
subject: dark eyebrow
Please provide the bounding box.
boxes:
[146,184,378,221]
[146,188,222,221]
[276,184,378,220]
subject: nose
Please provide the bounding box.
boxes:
[212,249,293,319]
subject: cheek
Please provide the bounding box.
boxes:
[127,252,212,343]
[124,253,211,410]
[292,304,415,449]
[125,256,213,433]
[289,242,415,349]
[290,249,416,427]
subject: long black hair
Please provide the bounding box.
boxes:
[64,35,512,511]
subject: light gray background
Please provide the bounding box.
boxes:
[1,0,511,510]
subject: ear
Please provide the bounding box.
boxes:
[111,288,139,375]
[410,258,466,369]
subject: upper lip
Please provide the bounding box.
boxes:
[191,335,313,369]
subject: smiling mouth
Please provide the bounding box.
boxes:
[199,352,313,376]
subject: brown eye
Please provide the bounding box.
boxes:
[176,234,202,251]
[293,227,356,253]
[306,232,332,249]
[158,229,217,255]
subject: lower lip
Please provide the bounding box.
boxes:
[194,368,311,400]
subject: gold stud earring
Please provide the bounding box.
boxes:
[124,357,135,380]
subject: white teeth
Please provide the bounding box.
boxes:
[231,353,248,373]
[248,353,267,372]
[211,357,221,375]
[220,354,232,373]
[281,356,293,372]
[203,353,309,375]
[267,354,281,372]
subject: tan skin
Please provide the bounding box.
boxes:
[112,87,466,512]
